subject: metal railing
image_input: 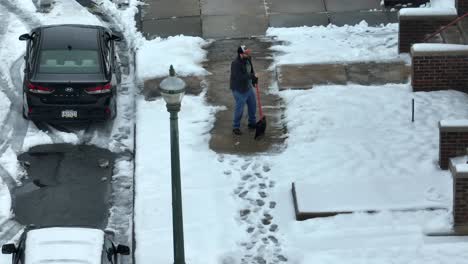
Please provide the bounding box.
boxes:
[422,12,468,43]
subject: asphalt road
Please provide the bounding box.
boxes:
[15,144,116,228]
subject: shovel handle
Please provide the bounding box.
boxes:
[255,83,263,118]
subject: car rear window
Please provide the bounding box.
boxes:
[38,49,101,74]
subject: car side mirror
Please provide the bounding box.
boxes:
[19,34,31,41]
[2,244,17,254]
[115,245,130,255]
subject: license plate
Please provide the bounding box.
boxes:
[61,110,78,118]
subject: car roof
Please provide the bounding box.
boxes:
[38,24,108,50]
[25,227,104,264]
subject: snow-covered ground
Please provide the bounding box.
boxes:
[266,22,408,66]
[135,21,468,264]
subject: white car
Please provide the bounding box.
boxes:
[2,226,130,264]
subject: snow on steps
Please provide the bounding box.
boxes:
[276,61,410,90]
[292,182,447,221]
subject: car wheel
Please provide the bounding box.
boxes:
[22,92,29,120]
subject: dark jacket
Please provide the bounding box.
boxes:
[230,56,255,93]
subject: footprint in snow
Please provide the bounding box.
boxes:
[241,162,251,171]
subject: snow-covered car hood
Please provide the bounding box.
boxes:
[25,227,104,264]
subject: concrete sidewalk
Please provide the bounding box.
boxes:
[204,38,286,154]
[140,0,396,38]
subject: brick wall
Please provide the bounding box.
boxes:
[449,160,468,233]
[454,177,468,229]
[458,0,468,16]
[412,48,468,92]
[439,124,468,170]
[399,15,455,53]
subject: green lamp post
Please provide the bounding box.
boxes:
[159,65,187,264]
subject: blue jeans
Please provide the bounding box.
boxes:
[232,87,257,129]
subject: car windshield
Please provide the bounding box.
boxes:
[38,49,101,74]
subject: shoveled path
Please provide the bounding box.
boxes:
[204,38,286,154]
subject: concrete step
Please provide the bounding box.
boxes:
[457,18,468,44]
[277,61,410,90]
[440,24,465,44]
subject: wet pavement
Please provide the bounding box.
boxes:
[204,38,286,154]
[140,0,398,38]
[14,144,115,228]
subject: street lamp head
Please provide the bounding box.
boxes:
[160,65,186,107]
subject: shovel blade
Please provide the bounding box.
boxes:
[254,116,267,140]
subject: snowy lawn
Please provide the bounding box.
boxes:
[266,84,468,262]
[135,95,240,264]
[266,22,408,66]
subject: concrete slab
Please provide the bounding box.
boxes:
[142,17,202,38]
[441,25,465,44]
[325,0,381,12]
[202,14,268,39]
[265,0,326,14]
[277,64,347,90]
[385,10,399,23]
[329,11,390,26]
[269,13,330,27]
[292,182,446,221]
[201,0,265,16]
[204,38,285,154]
[141,0,200,19]
[277,61,410,89]
[347,61,410,85]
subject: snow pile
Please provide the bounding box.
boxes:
[412,43,468,53]
[0,147,19,183]
[266,22,405,66]
[0,13,27,88]
[265,83,468,262]
[135,95,238,264]
[38,0,102,25]
[0,176,11,222]
[440,119,468,127]
[136,36,210,81]
[399,0,456,16]
[22,126,53,152]
[0,91,11,125]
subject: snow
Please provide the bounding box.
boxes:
[0,91,11,125]
[25,227,104,264]
[37,0,102,25]
[266,22,408,66]
[412,43,468,53]
[0,147,19,182]
[431,0,455,8]
[21,125,53,152]
[0,12,27,88]
[273,84,466,212]
[136,36,210,81]
[454,164,468,174]
[135,95,237,264]
[0,176,11,223]
[399,7,457,16]
[295,180,446,213]
[399,0,456,16]
[440,119,468,128]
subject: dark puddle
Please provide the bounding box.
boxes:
[14,144,116,229]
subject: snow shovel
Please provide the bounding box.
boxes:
[254,83,266,140]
